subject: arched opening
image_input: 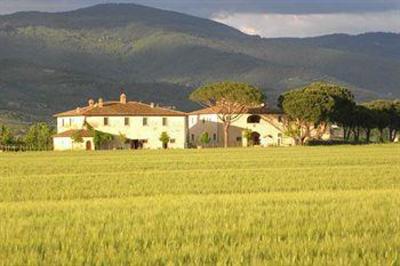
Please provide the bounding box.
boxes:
[250,132,261,146]
[85,141,92,151]
[247,115,261,124]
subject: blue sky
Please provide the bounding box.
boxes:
[0,0,399,37]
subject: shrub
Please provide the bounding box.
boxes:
[199,132,211,146]
[159,132,170,149]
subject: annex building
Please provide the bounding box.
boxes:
[188,106,296,147]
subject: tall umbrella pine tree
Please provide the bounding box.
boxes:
[279,82,355,145]
[190,81,265,148]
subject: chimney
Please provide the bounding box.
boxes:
[98,98,104,108]
[120,92,127,104]
[150,102,155,108]
[88,99,95,107]
[76,107,81,113]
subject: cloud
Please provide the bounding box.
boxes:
[213,10,400,38]
[182,0,400,16]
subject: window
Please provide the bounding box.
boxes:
[236,137,242,142]
[162,117,168,126]
[191,134,195,142]
[170,139,176,144]
[61,119,65,127]
[104,117,109,126]
[143,117,148,126]
[202,118,206,124]
[124,117,130,126]
[69,118,72,126]
[213,133,217,141]
[247,115,261,124]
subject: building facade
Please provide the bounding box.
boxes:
[188,107,297,148]
[53,93,187,151]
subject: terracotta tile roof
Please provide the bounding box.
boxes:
[54,101,186,117]
[53,129,94,138]
[189,106,283,115]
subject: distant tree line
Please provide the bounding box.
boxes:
[279,82,400,145]
[0,123,54,151]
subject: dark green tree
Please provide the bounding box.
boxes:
[390,100,400,142]
[190,81,265,148]
[279,82,354,145]
[364,100,392,142]
[350,105,377,143]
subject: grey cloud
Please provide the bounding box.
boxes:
[213,10,400,37]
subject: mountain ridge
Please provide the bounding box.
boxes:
[0,3,399,126]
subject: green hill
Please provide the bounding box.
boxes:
[0,3,399,125]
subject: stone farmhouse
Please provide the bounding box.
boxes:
[53,93,187,150]
[53,93,332,151]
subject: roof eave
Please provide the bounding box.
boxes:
[54,113,187,117]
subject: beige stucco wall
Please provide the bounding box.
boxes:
[57,117,85,133]
[56,115,187,149]
[53,137,94,151]
[188,114,295,147]
[54,137,73,151]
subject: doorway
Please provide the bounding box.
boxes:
[250,132,261,146]
[130,140,145,150]
[85,141,92,150]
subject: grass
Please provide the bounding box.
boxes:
[0,145,400,265]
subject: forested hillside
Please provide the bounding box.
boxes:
[0,3,399,125]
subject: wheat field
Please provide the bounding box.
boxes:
[1,145,400,265]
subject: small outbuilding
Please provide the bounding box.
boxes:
[53,129,95,151]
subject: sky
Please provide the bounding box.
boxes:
[0,0,399,37]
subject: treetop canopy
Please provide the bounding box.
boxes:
[279,81,355,125]
[189,81,265,108]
